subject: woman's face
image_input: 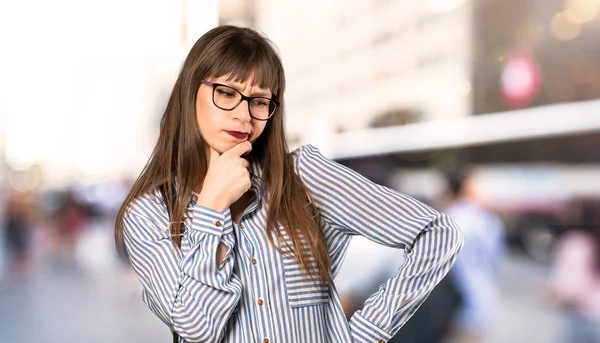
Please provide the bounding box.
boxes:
[195,74,272,154]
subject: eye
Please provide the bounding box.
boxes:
[252,99,269,107]
[216,88,236,98]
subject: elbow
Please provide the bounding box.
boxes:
[172,313,219,343]
[171,311,227,343]
[454,225,465,254]
[439,212,465,254]
[178,334,216,343]
[173,320,220,343]
[170,279,242,342]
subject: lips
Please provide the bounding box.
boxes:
[225,131,249,140]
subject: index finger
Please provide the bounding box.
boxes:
[223,141,252,158]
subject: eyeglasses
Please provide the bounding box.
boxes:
[200,80,279,121]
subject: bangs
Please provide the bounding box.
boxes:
[205,36,283,98]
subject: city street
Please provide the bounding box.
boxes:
[0,252,562,343]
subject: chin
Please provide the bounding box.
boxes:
[204,140,226,155]
[220,141,241,152]
[216,144,231,154]
[210,138,253,154]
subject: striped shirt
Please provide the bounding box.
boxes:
[122,144,464,343]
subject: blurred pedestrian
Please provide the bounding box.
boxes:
[441,169,506,343]
[545,199,600,343]
[2,189,34,279]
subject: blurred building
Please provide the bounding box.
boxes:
[256,0,473,145]
[251,0,600,262]
[473,0,600,114]
[219,0,256,27]
[1,0,599,263]
[0,0,221,191]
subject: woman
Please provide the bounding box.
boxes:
[115,25,463,343]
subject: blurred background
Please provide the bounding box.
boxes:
[1,0,600,342]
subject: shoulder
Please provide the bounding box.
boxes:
[290,144,318,157]
[289,144,328,166]
[289,144,332,178]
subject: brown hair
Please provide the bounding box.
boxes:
[114,26,330,282]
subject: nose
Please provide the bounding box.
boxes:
[232,99,252,122]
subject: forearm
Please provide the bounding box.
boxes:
[124,206,242,342]
[349,213,464,342]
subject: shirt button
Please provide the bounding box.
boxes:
[251,258,257,265]
[378,340,385,343]
[263,339,269,343]
[239,223,244,229]
[214,220,222,227]
[257,298,264,306]
[193,195,198,202]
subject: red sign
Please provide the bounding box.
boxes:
[500,50,541,109]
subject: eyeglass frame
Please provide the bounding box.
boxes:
[200,80,279,121]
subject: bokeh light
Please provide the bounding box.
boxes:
[550,11,583,40]
[565,0,599,24]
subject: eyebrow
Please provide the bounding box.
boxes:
[221,80,272,98]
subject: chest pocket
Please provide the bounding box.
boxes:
[280,227,330,308]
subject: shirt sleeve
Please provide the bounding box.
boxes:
[122,196,242,343]
[295,144,464,343]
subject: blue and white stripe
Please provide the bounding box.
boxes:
[122,144,463,343]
